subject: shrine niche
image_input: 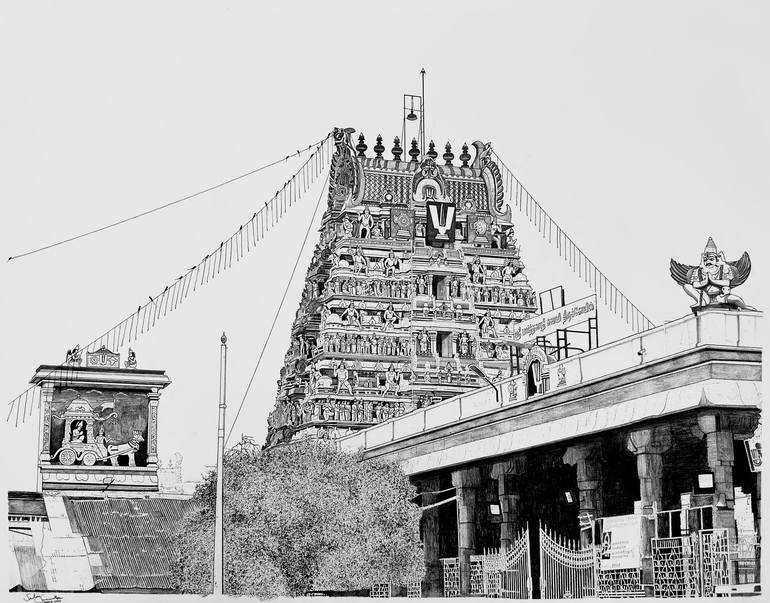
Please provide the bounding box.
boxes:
[32,347,170,493]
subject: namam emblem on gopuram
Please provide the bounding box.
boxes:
[670,237,754,310]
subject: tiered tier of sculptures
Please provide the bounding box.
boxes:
[323,276,413,298]
[320,332,410,356]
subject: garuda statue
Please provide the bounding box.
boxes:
[670,238,754,310]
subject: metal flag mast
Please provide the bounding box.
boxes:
[213,332,227,596]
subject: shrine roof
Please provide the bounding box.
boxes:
[8,490,47,518]
[31,364,171,389]
[359,156,486,180]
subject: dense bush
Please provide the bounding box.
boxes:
[172,439,424,597]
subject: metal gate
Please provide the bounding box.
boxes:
[699,529,731,597]
[651,528,733,597]
[440,527,532,598]
[539,523,595,599]
[500,527,533,599]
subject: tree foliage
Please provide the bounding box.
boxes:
[172,439,424,597]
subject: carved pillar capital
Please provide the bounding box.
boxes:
[626,425,672,456]
[490,456,527,481]
[697,411,760,440]
[451,466,482,489]
[564,440,605,523]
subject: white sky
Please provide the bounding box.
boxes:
[1,1,768,489]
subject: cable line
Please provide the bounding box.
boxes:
[8,136,327,262]
[6,134,333,426]
[225,168,331,445]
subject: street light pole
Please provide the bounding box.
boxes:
[213,332,227,596]
[469,364,501,407]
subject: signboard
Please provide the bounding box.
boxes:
[426,200,456,246]
[508,295,597,344]
[600,514,642,570]
[745,427,762,472]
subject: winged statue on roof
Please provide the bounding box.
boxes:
[670,237,754,310]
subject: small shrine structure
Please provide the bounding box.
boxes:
[32,346,170,494]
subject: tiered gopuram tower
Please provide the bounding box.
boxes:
[265,129,539,446]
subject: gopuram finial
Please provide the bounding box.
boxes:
[670,238,754,311]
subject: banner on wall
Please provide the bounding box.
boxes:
[600,514,642,571]
[508,294,597,344]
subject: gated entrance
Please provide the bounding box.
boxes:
[437,517,756,598]
[538,523,595,599]
[500,527,533,599]
[440,527,532,598]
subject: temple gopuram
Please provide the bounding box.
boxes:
[266,129,540,447]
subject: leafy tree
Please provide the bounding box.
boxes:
[172,439,424,597]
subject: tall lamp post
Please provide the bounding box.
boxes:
[468,364,501,407]
[213,332,227,596]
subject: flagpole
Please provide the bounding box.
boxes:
[213,332,227,596]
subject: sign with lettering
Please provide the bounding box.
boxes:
[426,200,456,246]
[508,295,597,344]
[600,514,642,570]
[745,427,762,472]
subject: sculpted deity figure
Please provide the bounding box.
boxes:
[383,303,398,330]
[65,344,82,366]
[383,250,400,277]
[418,329,430,355]
[479,310,497,338]
[415,222,426,237]
[351,247,368,275]
[342,214,354,238]
[341,302,361,327]
[416,274,427,295]
[371,220,383,238]
[470,256,486,284]
[330,248,341,268]
[452,351,462,373]
[459,331,470,356]
[335,361,353,395]
[124,348,137,369]
[358,207,375,238]
[670,238,754,310]
[309,361,322,393]
[501,260,516,285]
[382,364,400,395]
[449,276,460,298]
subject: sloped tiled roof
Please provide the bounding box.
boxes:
[8,491,47,519]
[63,496,192,591]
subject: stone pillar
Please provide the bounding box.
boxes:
[146,390,160,467]
[451,467,482,596]
[419,476,443,597]
[626,425,671,594]
[39,383,54,464]
[428,330,438,357]
[563,441,604,547]
[491,458,526,550]
[698,413,756,541]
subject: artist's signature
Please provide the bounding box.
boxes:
[24,594,62,603]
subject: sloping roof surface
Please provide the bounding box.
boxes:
[8,491,47,518]
[63,496,192,591]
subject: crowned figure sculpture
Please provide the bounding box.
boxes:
[670,238,754,311]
